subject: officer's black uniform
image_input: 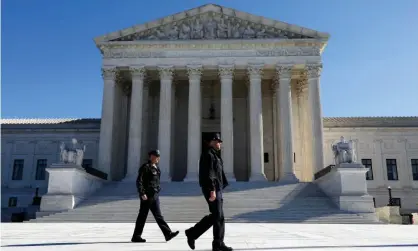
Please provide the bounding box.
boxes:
[185,133,233,251]
[131,150,179,243]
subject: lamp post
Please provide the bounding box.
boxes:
[387,186,393,206]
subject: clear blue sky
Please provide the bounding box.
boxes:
[2,0,418,118]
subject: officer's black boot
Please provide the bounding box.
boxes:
[131,236,146,243]
[185,228,195,250]
[165,231,179,242]
[213,242,233,251]
[219,243,233,251]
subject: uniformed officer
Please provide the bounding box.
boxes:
[131,149,179,243]
[185,133,233,251]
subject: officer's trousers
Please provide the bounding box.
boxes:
[187,189,225,246]
[132,193,172,238]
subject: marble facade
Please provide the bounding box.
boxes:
[2,4,418,214]
[94,4,329,182]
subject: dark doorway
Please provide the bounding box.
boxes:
[201,132,221,153]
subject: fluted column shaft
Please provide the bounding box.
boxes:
[98,68,118,180]
[126,66,146,180]
[185,65,202,181]
[277,65,299,183]
[307,64,325,175]
[296,78,310,181]
[248,64,266,181]
[158,66,174,181]
[219,65,235,181]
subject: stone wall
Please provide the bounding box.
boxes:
[2,118,418,212]
[323,127,418,212]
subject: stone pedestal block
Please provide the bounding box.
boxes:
[40,163,105,212]
[314,163,376,214]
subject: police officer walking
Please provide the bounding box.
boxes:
[131,149,179,243]
[185,133,233,251]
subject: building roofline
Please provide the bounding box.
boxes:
[1,117,418,129]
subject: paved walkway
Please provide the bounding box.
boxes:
[1,223,418,250]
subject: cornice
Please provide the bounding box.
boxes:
[2,117,418,130]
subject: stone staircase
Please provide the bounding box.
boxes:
[30,182,380,223]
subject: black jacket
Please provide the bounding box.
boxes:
[136,161,161,196]
[199,147,229,191]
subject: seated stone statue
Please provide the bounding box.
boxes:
[331,136,357,165]
[59,138,86,166]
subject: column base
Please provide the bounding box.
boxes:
[278,173,300,184]
[184,172,199,182]
[249,173,267,181]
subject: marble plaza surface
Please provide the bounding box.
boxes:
[1,223,418,251]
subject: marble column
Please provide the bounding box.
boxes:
[140,79,150,164]
[247,64,266,181]
[98,67,118,180]
[273,79,282,180]
[219,65,235,181]
[277,65,299,183]
[158,66,174,181]
[184,65,202,181]
[306,64,325,174]
[296,77,310,181]
[125,66,146,181]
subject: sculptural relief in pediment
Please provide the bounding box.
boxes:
[113,12,314,41]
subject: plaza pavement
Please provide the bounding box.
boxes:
[1,223,418,251]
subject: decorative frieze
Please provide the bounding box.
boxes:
[101,46,321,59]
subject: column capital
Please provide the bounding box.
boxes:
[276,64,293,79]
[187,64,203,80]
[158,65,174,80]
[129,65,146,80]
[101,67,119,81]
[306,63,323,79]
[247,63,264,79]
[218,65,235,80]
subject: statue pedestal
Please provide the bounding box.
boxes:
[40,163,106,213]
[314,163,376,215]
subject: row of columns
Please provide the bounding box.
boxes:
[99,63,325,182]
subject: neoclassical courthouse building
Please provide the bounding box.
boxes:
[2,4,418,215]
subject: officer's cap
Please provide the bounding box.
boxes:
[205,133,223,143]
[148,149,161,157]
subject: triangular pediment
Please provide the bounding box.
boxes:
[94,4,329,43]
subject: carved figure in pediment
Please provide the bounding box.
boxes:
[166,22,179,40]
[179,22,191,39]
[243,25,256,38]
[146,28,166,40]
[231,21,242,38]
[204,16,217,39]
[216,17,229,38]
[192,18,204,39]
